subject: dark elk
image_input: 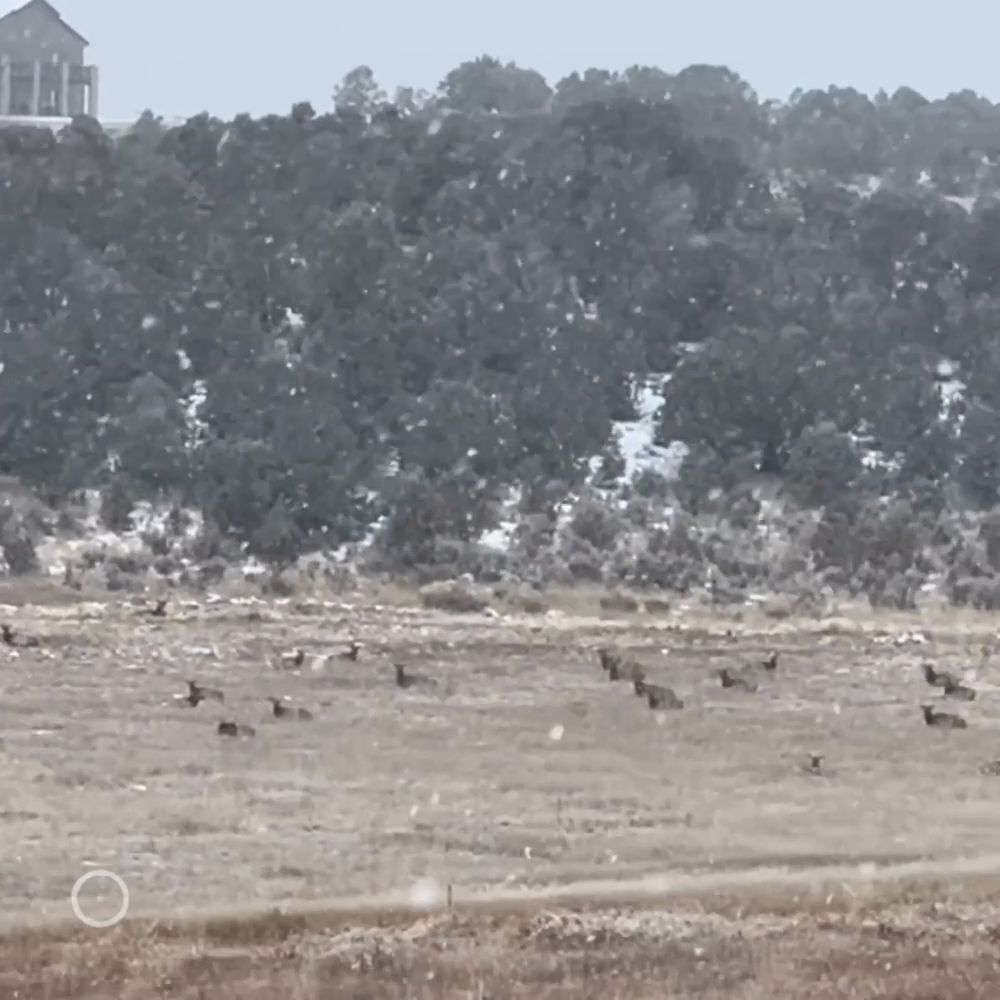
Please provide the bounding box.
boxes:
[1,624,38,648]
[184,680,224,707]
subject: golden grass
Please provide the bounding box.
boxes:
[7,873,1000,998]
[3,587,1000,995]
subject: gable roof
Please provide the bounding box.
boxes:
[0,0,89,46]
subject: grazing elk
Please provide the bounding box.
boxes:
[394,663,435,689]
[597,647,621,673]
[609,659,645,684]
[279,647,306,669]
[218,721,256,738]
[921,704,967,729]
[339,640,362,662]
[1,623,38,648]
[718,667,758,693]
[943,678,976,702]
[803,753,824,776]
[269,697,314,721]
[644,683,684,710]
[922,663,958,689]
[185,680,224,707]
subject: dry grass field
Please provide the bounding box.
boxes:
[4,582,1000,996]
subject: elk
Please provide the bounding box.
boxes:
[922,663,958,689]
[718,667,758,693]
[645,684,684,710]
[921,704,967,729]
[943,679,976,702]
[395,663,435,689]
[185,680,224,707]
[1,623,38,648]
[218,720,256,738]
[339,640,362,662]
[269,697,313,721]
[279,647,306,669]
[597,647,621,673]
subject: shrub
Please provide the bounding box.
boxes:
[947,574,1000,609]
[569,498,623,552]
[419,579,491,614]
[380,470,495,569]
[107,551,151,576]
[198,557,229,586]
[632,468,670,500]
[142,531,172,557]
[784,422,862,507]
[593,441,626,487]
[599,590,640,613]
[980,510,1000,571]
[2,529,36,575]
[262,571,296,597]
[673,444,732,515]
[153,556,178,577]
[100,478,137,533]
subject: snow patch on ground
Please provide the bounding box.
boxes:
[936,359,966,425]
[944,194,978,214]
[840,175,883,200]
[34,491,205,579]
[480,486,522,553]
[612,376,688,485]
[180,379,209,451]
[474,375,690,555]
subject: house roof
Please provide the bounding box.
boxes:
[0,0,89,46]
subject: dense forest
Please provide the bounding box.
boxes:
[5,59,1000,604]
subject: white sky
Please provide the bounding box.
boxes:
[49,0,1000,122]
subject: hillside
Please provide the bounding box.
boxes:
[4,61,1000,604]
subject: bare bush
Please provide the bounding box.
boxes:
[0,511,37,575]
[100,478,137,533]
[599,589,640,612]
[784,422,862,507]
[107,551,151,576]
[947,574,1000,610]
[198,557,229,587]
[631,468,670,500]
[419,579,491,614]
[568,498,623,552]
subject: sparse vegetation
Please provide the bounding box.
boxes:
[0,67,999,601]
[1,597,999,998]
[418,578,491,613]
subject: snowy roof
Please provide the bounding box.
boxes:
[0,1,89,47]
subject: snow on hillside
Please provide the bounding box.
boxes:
[479,486,522,553]
[937,359,966,421]
[478,375,688,554]
[34,491,204,579]
[613,376,688,485]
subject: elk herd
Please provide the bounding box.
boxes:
[595,639,995,775]
[0,598,992,767]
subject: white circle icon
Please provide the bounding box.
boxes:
[69,870,130,928]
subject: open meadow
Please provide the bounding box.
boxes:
[3,584,1000,997]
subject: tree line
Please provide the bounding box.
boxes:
[2,59,999,568]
